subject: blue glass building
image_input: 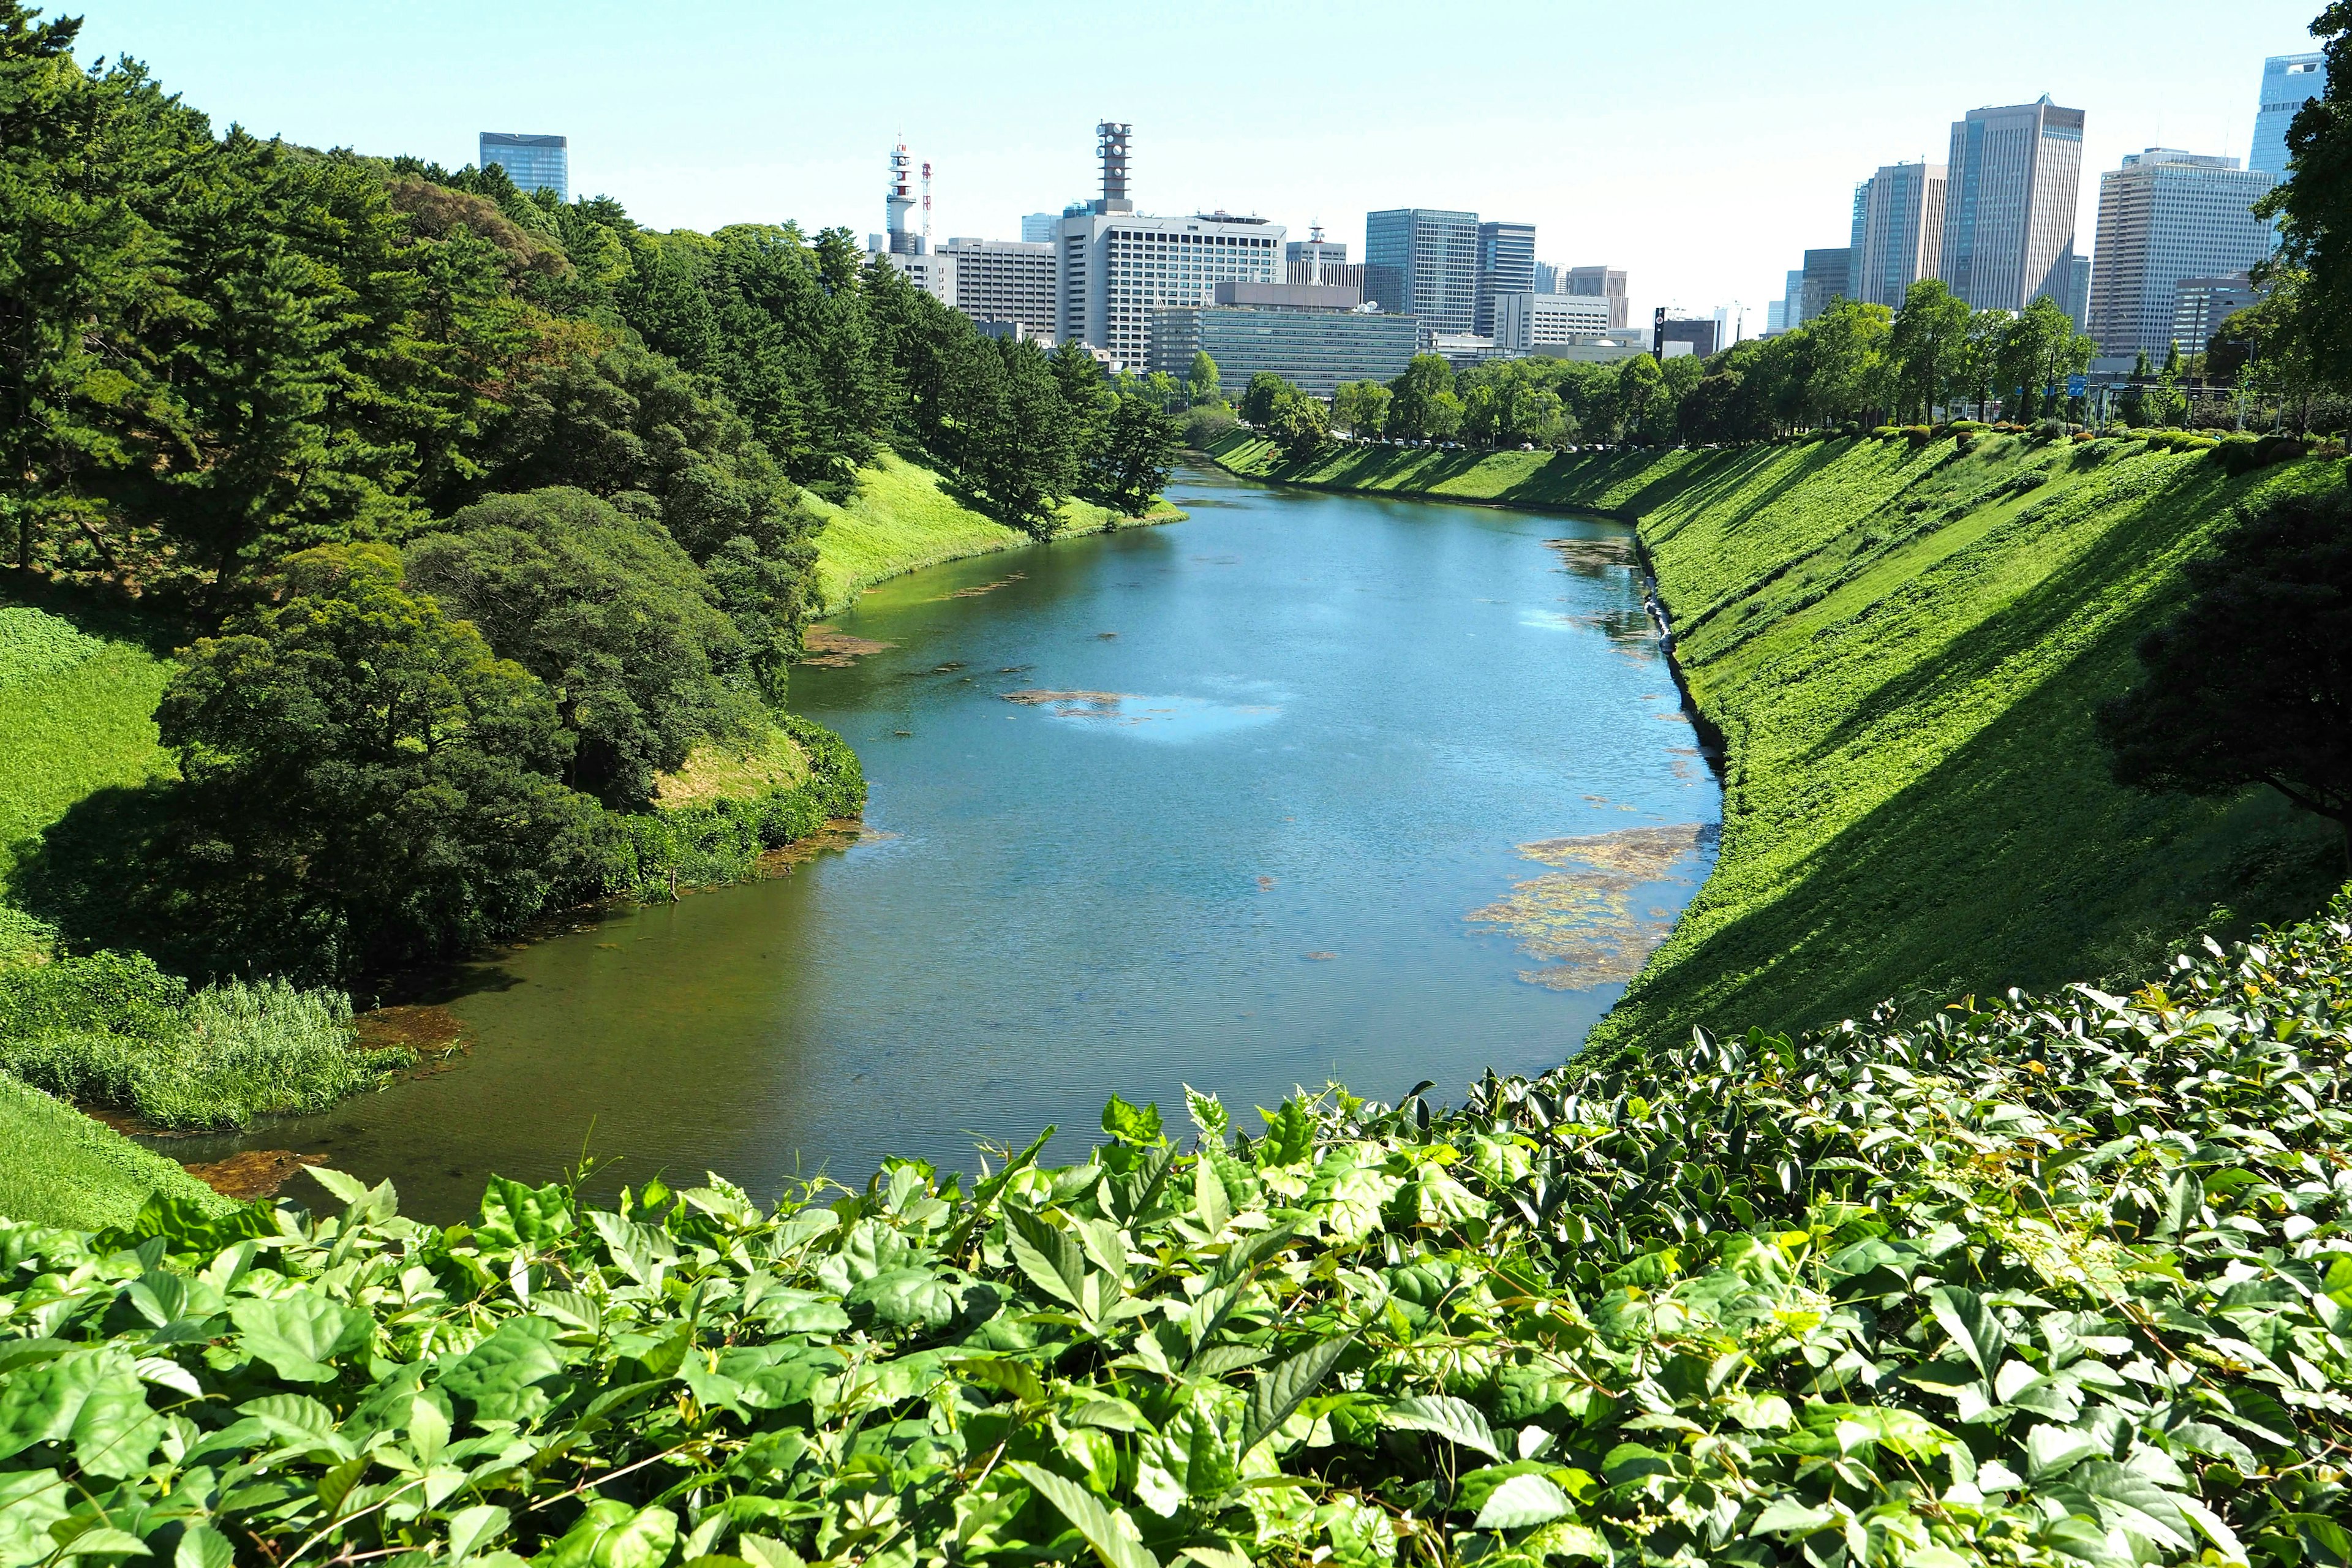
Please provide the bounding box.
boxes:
[2252,54,2326,178]
[480,132,568,201]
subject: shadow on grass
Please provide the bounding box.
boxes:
[1,571,199,658]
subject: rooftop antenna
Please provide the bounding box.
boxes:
[885,135,917,254]
[1096,121,1131,213]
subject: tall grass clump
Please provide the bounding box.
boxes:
[0,952,406,1129]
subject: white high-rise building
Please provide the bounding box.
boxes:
[2085,149,2274,358]
[941,238,1060,345]
[1850,162,1948,308]
[1939,96,2086,314]
[1492,290,1613,352]
[2252,53,2326,178]
[1054,124,1282,368]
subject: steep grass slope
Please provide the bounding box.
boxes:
[1211,431,2346,1054]
[807,451,1181,615]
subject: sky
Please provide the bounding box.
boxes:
[69,0,2326,338]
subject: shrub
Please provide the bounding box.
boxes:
[0,956,402,1129]
[1178,404,1237,448]
[2212,433,2312,474]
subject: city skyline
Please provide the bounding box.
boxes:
[64,0,2321,339]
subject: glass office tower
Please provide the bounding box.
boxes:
[480,132,568,201]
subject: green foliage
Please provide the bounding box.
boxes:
[1330,380,1390,439]
[2100,484,2352,850]
[1090,392,1182,516]
[5,902,2352,1565]
[1185,349,1221,407]
[20,544,611,982]
[406,488,762,809]
[616,715,864,897]
[0,952,399,1129]
[1262,382,1330,464]
[1237,370,1289,427]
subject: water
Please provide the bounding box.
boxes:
[167,467,1720,1219]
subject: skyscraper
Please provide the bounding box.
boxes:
[1939,96,2086,314]
[1364,209,1480,334]
[1850,162,1948,308]
[1780,268,1804,332]
[479,132,567,201]
[1474,221,1536,337]
[1563,266,1629,330]
[2252,53,2326,177]
[2085,149,2274,358]
[1021,213,1063,244]
[1800,247,1853,324]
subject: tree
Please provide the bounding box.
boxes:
[1332,380,1390,439]
[965,338,1077,538]
[1961,309,2013,420]
[1889,280,1970,421]
[1387,355,1458,441]
[2256,2,2352,388]
[1186,350,1222,407]
[404,488,759,810]
[1806,300,1895,424]
[1090,390,1180,513]
[1264,384,1330,463]
[2098,486,2352,865]
[1615,354,1665,441]
[1238,371,1288,426]
[1992,297,2094,422]
[144,544,611,980]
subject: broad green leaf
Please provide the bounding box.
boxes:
[59,1528,152,1559]
[2154,1170,2203,1240]
[1191,1156,1231,1235]
[1012,1461,1160,1568]
[1183,1085,1230,1140]
[1006,1210,1088,1308]
[1243,1330,1356,1453]
[477,1177,575,1251]
[1382,1394,1503,1460]
[1752,1499,1837,1534]
[543,1501,679,1568]
[0,1469,70,1567]
[1136,1388,1243,1515]
[2024,1422,2101,1480]
[1256,1100,1315,1168]
[1475,1472,1572,1530]
[173,1526,233,1568]
[1928,1286,2007,1384]
[1101,1095,1164,1145]
[447,1505,512,1564]
[844,1267,960,1333]
[229,1294,371,1383]
[0,1350,162,1478]
[951,1355,1046,1404]
[442,1316,567,1424]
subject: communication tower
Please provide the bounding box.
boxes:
[885,139,921,255]
[1096,121,1131,213]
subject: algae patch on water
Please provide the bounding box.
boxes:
[1543,537,1636,576]
[1467,823,1705,990]
[800,627,896,667]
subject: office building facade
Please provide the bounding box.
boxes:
[1493,290,1613,353]
[1365,208,1480,334]
[941,238,1060,345]
[480,132,567,201]
[1052,124,1283,368]
[2172,274,2261,356]
[1286,232,1350,283]
[1765,298,1789,334]
[1021,213,1063,244]
[1150,287,1417,400]
[1563,265,1630,330]
[2084,149,2273,357]
[1800,247,1853,323]
[1474,221,1537,337]
[2253,54,2326,177]
[1939,96,2086,313]
[1658,318,1719,358]
[1850,161,1947,308]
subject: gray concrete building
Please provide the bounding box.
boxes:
[2085,149,2273,357]
[1850,161,1947,308]
[1365,208,1480,334]
[941,238,1059,345]
[1150,282,1417,399]
[1564,265,1629,330]
[1800,247,1853,323]
[1940,96,2086,314]
[2172,274,2263,356]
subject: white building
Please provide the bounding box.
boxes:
[1850,161,1947,309]
[869,247,954,304]
[1493,290,1614,353]
[1056,209,1283,368]
[2085,149,2274,358]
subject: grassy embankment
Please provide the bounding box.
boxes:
[0,597,231,1226]
[1208,429,2346,1057]
[806,450,1182,614]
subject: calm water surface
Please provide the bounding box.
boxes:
[172,467,1720,1218]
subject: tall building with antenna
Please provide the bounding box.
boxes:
[1053,121,1283,369]
[869,140,952,301]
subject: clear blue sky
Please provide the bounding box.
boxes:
[69,0,2324,334]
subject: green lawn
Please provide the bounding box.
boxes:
[807,451,1179,616]
[1211,431,2347,1059]
[0,1063,232,1227]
